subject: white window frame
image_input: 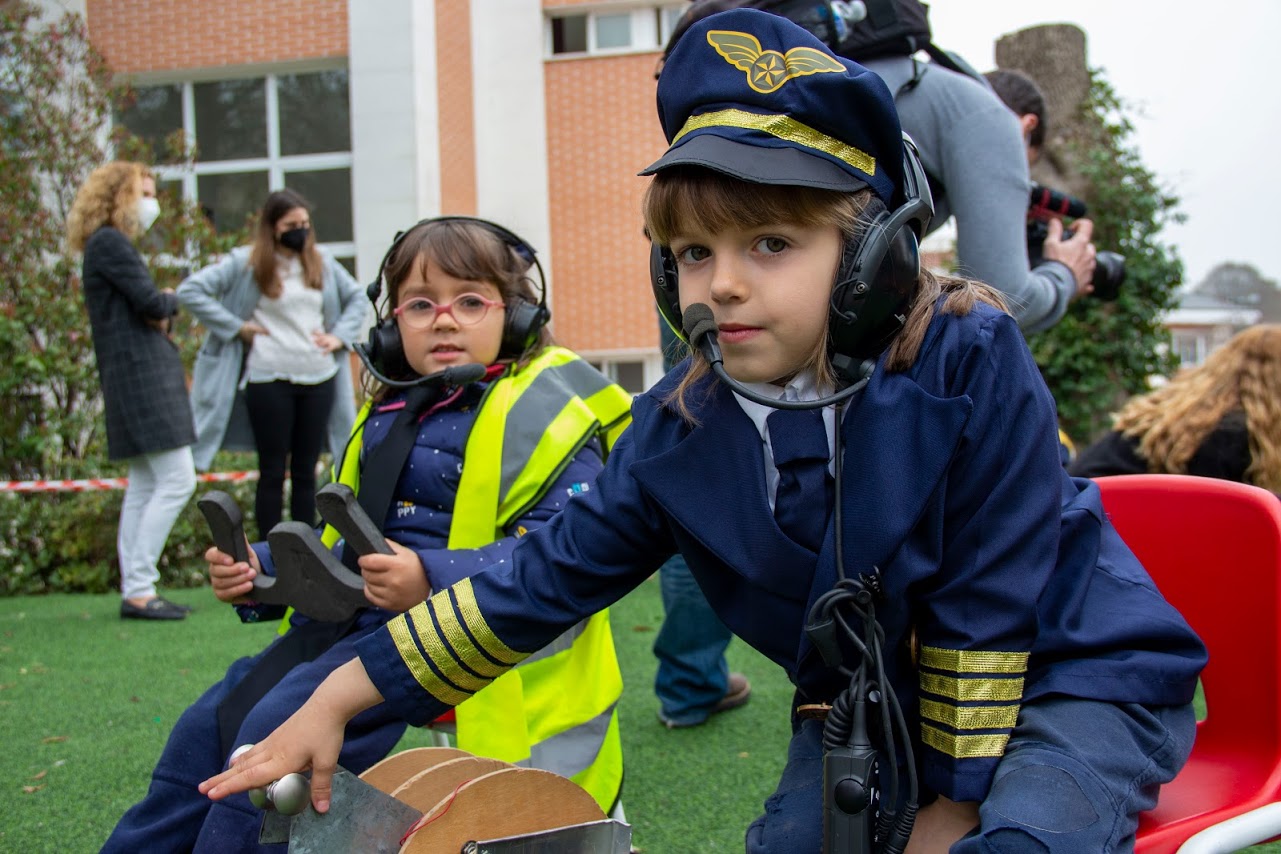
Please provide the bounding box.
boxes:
[545,4,682,59]
[585,350,666,393]
[121,63,355,260]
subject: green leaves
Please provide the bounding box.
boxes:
[1029,70,1183,444]
[0,3,250,593]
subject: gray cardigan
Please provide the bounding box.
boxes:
[177,246,369,471]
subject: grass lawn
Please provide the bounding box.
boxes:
[1,576,1276,852]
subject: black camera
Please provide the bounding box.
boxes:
[1026,184,1125,302]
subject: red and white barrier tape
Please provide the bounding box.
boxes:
[0,471,259,493]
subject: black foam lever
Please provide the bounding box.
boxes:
[197,491,251,564]
[316,483,395,558]
[197,490,369,622]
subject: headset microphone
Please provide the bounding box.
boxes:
[680,303,873,410]
[355,345,487,390]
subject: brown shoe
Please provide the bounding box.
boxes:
[713,672,752,713]
[660,672,752,728]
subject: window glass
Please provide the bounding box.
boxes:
[552,15,588,54]
[278,70,351,156]
[659,5,685,43]
[282,168,353,243]
[594,13,632,50]
[614,361,646,393]
[117,84,183,162]
[197,171,268,234]
[194,78,266,161]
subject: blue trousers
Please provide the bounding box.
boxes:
[101,622,407,853]
[745,697,1196,853]
[653,554,734,725]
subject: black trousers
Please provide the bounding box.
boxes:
[245,377,335,539]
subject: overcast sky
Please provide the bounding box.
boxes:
[925,1,1280,289]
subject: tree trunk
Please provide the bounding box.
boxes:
[995,24,1092,198]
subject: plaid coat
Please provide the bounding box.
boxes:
[81,227,196,461]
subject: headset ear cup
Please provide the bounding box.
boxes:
[500,296,550,358]
[828,204,922,362]
[364,318,408,378]
[649,243,684,340]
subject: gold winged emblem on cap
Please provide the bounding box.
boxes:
[707,30,844,94]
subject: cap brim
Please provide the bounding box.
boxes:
[639,133,869,192]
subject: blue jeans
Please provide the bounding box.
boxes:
[745,697,1196,853]
[653,554,733,725]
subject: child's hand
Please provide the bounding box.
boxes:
[199,659,384,814]
[206,543,262,604]
[359,540,431,612]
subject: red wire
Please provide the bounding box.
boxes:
[399,778,472,847]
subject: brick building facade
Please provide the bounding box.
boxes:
[69,0,683,390]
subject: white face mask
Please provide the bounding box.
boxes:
[136,197,161,232]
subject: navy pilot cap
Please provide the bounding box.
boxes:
[641,8,905,209]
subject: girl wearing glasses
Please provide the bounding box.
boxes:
[178,189,368,539]
[103,217,629,853]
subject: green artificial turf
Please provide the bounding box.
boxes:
[0,578,1276,852]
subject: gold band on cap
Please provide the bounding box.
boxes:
[671,108,876,176]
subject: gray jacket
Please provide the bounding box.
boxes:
[177,246,369,470]
[862,55,1077,334]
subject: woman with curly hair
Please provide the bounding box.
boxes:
[67,161,197,621]
[1070,324,1281,492]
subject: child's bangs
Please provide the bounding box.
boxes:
[386,221,516,300]
[643,167,863,245]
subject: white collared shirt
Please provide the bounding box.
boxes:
[732,371,837,511]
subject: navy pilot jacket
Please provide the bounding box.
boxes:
[357,302,1206,803]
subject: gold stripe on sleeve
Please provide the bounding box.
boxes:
[919,672,1025,702]
[388,606,470,707]
[919,699,1020,731]
[433,593,508,679]
[921,724,1010,759]
[418,599,501,693]
[453,578,526,666]
[919,646,1029,674]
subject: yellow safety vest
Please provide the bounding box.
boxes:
[324,346,631,810]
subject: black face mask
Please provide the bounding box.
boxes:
[278,226,310,253]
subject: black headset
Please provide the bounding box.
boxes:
[362,216,550,381]
[650,134,933,381]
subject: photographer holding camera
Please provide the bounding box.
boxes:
[860,48,1097,334]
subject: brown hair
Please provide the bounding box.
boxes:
[641,167,1005,422]
[66,161,152,252]
[249,189,323,297]
[1112,324,1281,491]
[364,218,552,402]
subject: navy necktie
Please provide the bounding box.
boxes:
[767,408,833,553]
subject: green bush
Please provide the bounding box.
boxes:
[0,3,252,594]
[0,453,260,596]
[1029,71,1184,445]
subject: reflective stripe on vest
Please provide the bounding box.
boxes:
[448,346,630,811]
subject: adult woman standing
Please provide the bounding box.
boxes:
[178,189,367,539]
[67,161,197,621]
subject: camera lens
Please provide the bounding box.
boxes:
[1091,251,1126,301]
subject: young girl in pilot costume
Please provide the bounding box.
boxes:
[204,12,1204,852]
[105,218,628,852]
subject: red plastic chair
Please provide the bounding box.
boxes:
[426,709,457,748]
[1094,475,1281,853]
